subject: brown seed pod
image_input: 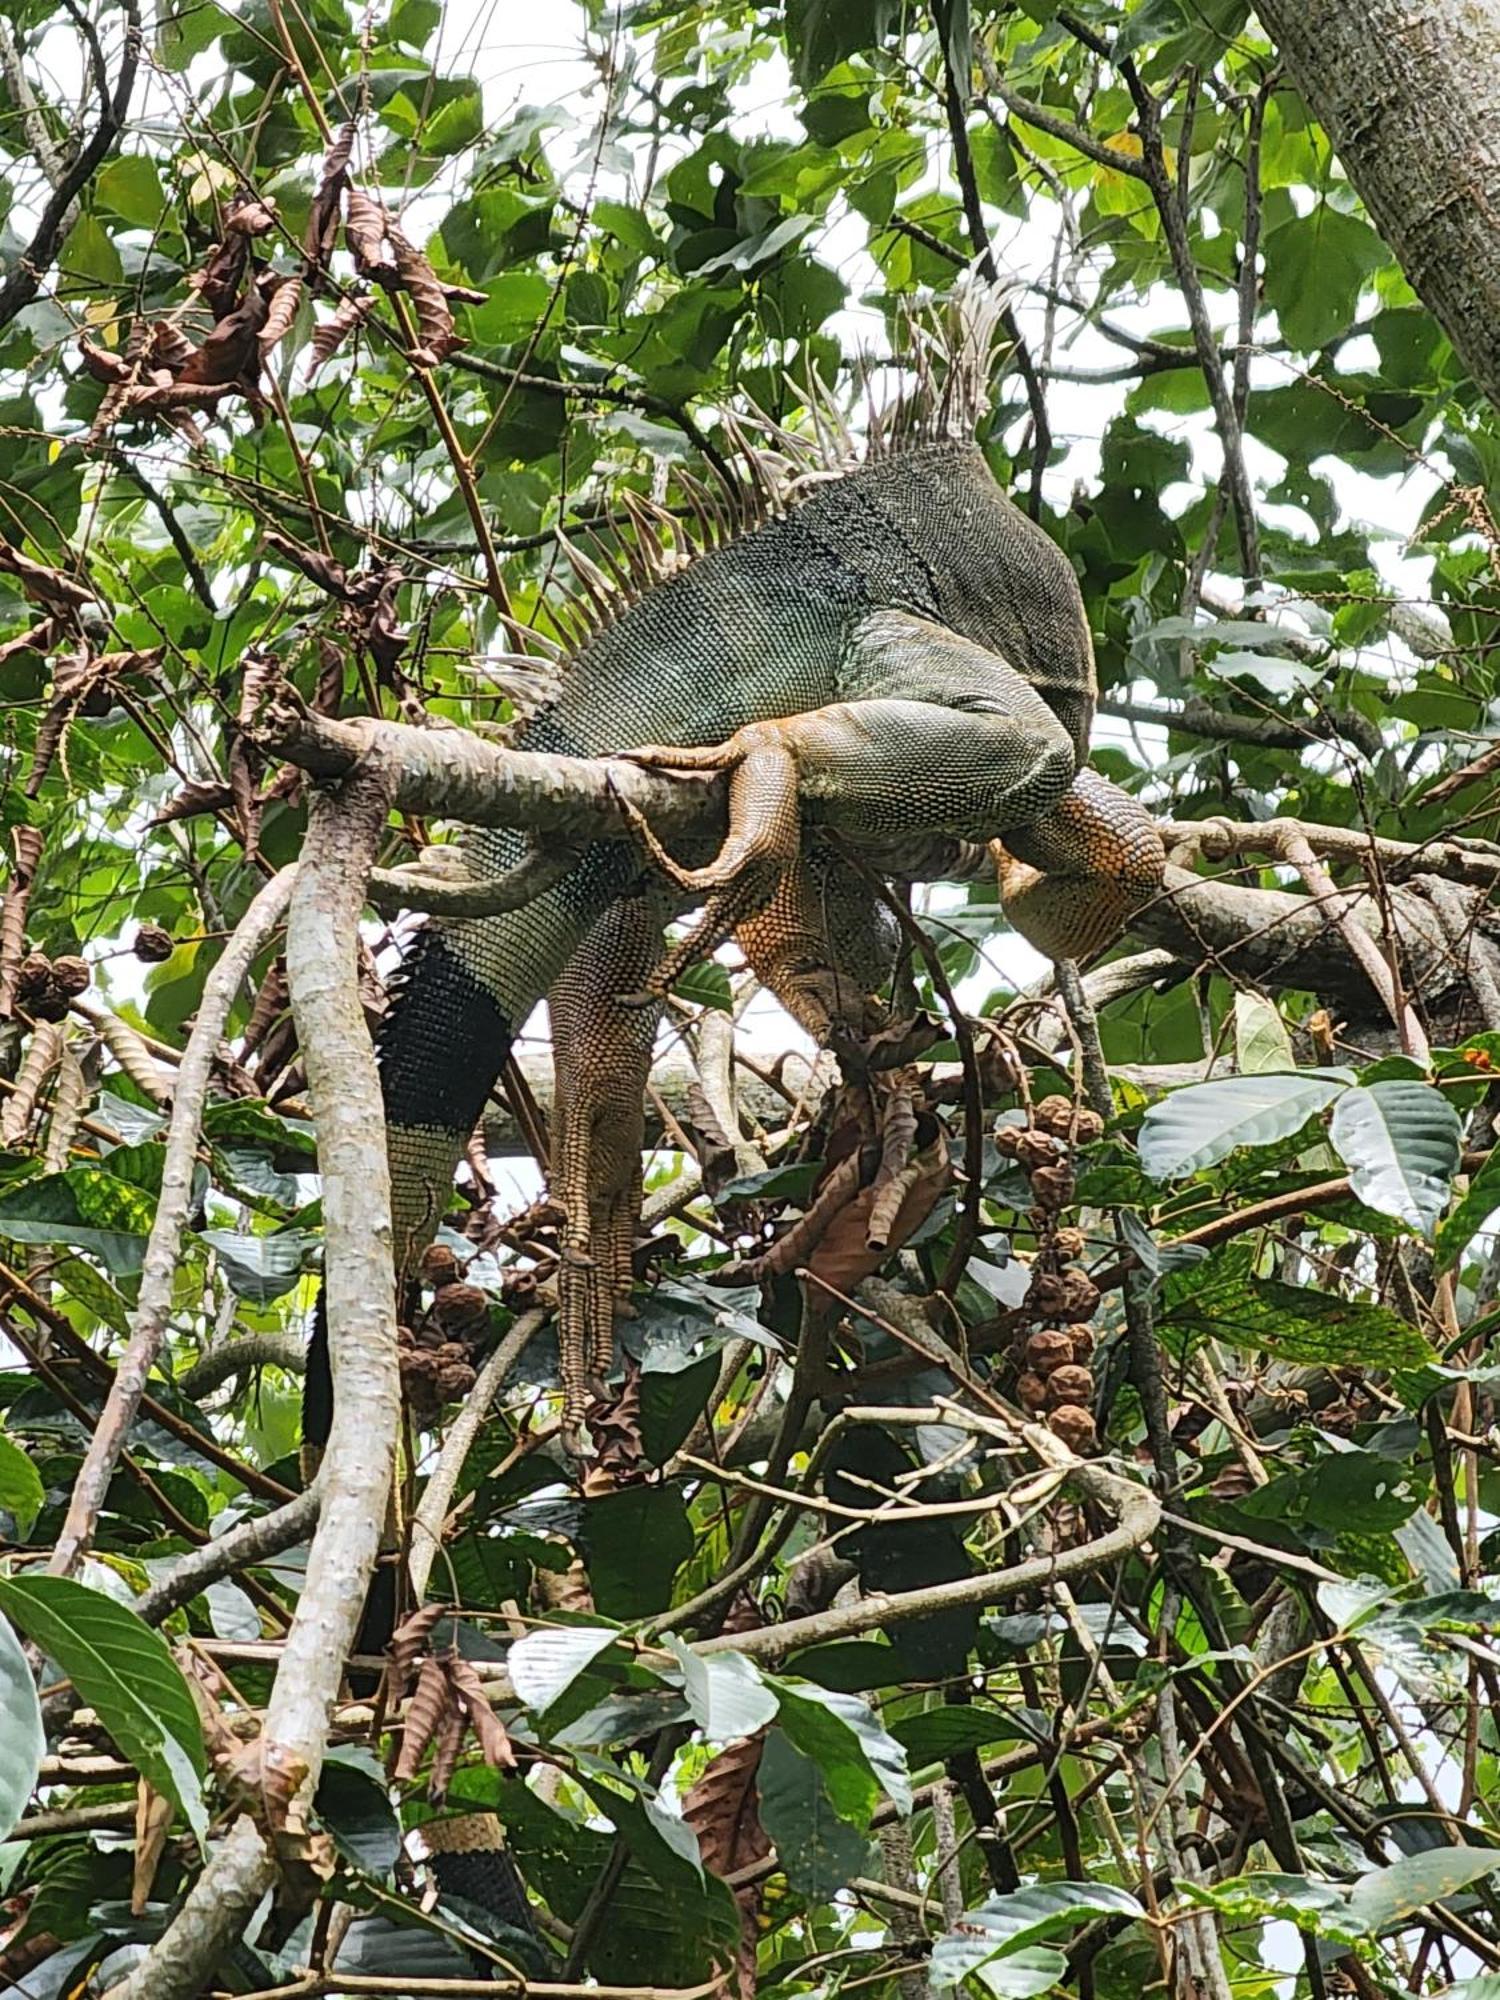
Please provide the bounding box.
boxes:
[1033,1094,1075,1138]
[50,956,89,997]
[1051,1226,1085,1260]
[1064,1323,1095,1363]
[1028,1163,1076,1211]
[1045,1364,1095,1408]
[1058,1270,1100,1319]
[432,1282,489,1334]
[1016,1130,1060,1171]
[993,1122,1025,1158]
[1015,1369,1050,1412]
[1025,1329,1075,1376]
[1048,1403,1097,1451]
[419,1243,460,1289]
[132,924,174,963]
[1024,1269,1071,1317]
[1073,1108,1105,1144]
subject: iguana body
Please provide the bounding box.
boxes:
[307,406,1165,1449]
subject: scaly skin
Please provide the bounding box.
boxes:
[310,440,1166,1455]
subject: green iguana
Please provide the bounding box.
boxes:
[303,298,1165,1457]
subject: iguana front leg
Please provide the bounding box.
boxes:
[994,768,1165,960]
[548,893,664,1432]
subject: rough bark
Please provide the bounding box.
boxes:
[1255,0,1500,410]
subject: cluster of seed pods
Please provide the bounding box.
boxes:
[995,1093,1103,1451]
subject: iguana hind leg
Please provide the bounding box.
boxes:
[735,848,896,1048]
[548,893,664,1433]
[994,768,1164,960]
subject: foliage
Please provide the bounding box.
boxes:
[3,0,1500,1994]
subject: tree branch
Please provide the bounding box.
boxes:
[0,0,143,334]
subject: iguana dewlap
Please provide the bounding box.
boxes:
[324,432,1163,1440]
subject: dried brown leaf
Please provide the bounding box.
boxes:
[448,1656,518,1773]
[77,336,132,386]
[150,779,234,828]
[177,288,270,389]
[388,1601,446,1697]
[425,1698,466,1802]
[394,1654,452,1782]
[2,1020,64,1146]
[304,119,355,272]
[258,275,302,355]
[306,293,371,380]
[389,224,457,364]
[0,826,45,1018]
[682,1732,770,1880]
[131,1781,174,1916]
[264,530,351,600]
[41,1043,86,1174]
[0,543,95,617]
[344,190,393,275]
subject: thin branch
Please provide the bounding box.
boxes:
[49,867,296,1579]
[0,0,143,333]
[137,1488,320,1626]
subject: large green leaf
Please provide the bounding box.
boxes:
[769,1676,911,1824]
[1329,1081,1462,1236]
[0,1574,205,1829]
[0,1612,43,1841]
[203,1226,316,1304]
[507,1624,623,1713]
[1435,1145,1500,1270]
[1138,1071,1352,1179]
[1161,1259,1434,1369]
[0,1167,154,1276]
[0,1432,43,1536]
[664,1638,780,1740]
[930,1882,1145,1993]
[757,1727,872,1898]
[1346,1845,1500,1934]
[578,1484,693,1619]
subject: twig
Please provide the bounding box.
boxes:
[0,0,142,333]
[49,868,297,1579]
[137,1488,320,1626]
[405,1308,544,1602]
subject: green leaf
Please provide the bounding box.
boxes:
[770,1676,911,1824]
[0,1575,205,1828]
[757,1728,872,1896]
[0,1167,153,1276]
[203,1227,315,1304]
[1346,1845,1500,1934]
[1162,1264,1434,1370]
[785,0,898,85]
[508,1624,623,1713]
[1263,207,1386,351]
[0,1612,43,1841]
[715,1160,824,1202]
[96,155,166,230]
[1234,994,1295,1076]
[1436,1146,1500,1270]
[316,1748,402,1878]
[1329,1081,1462,1236]
[0,1432,43,1536]
[663,1639,780,1740]
[930,1882,1145,1993]
[578,1484,693,1619]
[1138,1071,1352,1178]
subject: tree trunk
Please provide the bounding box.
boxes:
[1255,0,1500,409]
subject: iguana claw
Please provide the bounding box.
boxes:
[616,723,802,992]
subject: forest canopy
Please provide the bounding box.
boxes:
[3,1,1500,1996]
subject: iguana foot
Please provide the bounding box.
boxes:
[617,724,803,996]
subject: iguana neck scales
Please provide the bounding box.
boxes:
[306,416,1165,1459]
